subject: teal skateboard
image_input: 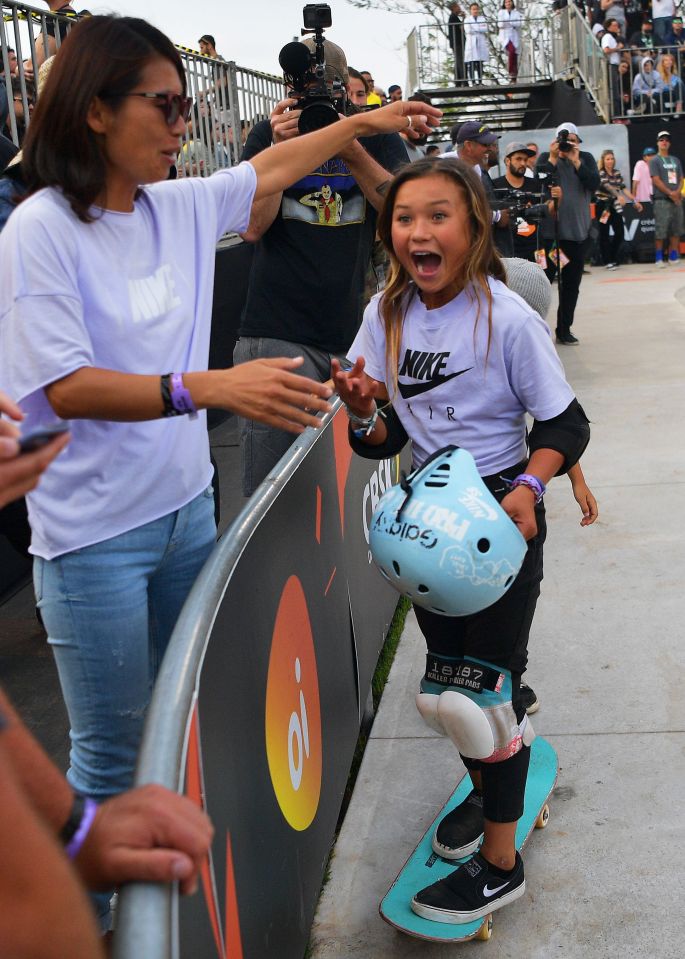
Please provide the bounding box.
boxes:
[380,736,558,943]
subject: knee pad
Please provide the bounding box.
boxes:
[416,653,535,762]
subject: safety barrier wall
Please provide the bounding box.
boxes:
[1,1,283,175]
[113,402,410,959]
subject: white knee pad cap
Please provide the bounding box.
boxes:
[415,692,446,736]
[437,690,495,760]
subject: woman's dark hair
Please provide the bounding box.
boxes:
[22,15,185,222]
[502,0,516,7]
[376,158,505,390]
[348,66,369,92]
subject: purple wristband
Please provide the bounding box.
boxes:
[170,373,198,419]
[510,473,546,504]
[65,797,98,860]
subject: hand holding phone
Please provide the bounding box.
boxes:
[1,422,70,509]
[18,422,71,454]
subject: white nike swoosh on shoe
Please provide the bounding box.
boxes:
[483,881,510,897]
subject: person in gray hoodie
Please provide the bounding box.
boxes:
[632,55,664,113]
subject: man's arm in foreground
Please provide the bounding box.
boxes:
[0,689,213,893]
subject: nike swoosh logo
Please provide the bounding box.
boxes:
[483,881,510,897]
[397,368,473,399]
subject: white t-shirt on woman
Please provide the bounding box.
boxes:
[0,162,257,558]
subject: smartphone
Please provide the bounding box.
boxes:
[18,422,70,454]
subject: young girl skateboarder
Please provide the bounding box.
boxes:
[333,158,590,923]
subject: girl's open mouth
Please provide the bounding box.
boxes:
[411,252,442,277]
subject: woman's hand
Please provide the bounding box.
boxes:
[215,358,332,434]
[501,486,538,541]
[354,100,442,141]
[330,357,379,417]
[635,200,643,212]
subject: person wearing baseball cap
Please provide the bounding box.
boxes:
[650,129,683,267]
[632,145,656,203]
[491,142,561,262]
[234,35,418,496]
[535,123,600,344]
[443,122,514,254]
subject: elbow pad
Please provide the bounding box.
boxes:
[528,398,590,475]
[348,404,409,460]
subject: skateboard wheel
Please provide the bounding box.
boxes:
[535,804,550,829]
[476,915,493,941]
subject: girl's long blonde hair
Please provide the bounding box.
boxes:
[658,53,676,82]
[375,157,505,393]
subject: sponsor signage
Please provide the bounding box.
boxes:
[173,408,409,958]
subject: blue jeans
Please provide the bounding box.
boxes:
[33,488,216,927]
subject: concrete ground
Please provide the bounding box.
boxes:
[310,262,685,959]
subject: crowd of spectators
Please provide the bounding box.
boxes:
[589,0,685,119]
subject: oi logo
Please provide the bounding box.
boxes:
[265,576,322,831]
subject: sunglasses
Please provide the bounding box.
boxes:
[103,92,192,126]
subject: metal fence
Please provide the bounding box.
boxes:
[1,0,283,175]
[564,2,611,122]
[405,14,558,90]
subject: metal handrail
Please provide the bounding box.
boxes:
[112,404,342,959]
[406,14,556,90]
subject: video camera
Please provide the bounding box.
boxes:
[278,4,346,134]
[557,128,573,153]
[492,188,547,219]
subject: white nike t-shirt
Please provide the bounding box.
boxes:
[348,278,574,475]
[0,163,257,558]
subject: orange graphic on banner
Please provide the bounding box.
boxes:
[332,408,354,533]
[186,705,225,959]
[265,576,322,831]
[225,833,244,959]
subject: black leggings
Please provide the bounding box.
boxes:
[598,207,624,265]
[413,463,546,822]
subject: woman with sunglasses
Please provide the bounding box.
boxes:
[0,15,439,931]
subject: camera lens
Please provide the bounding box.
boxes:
[299,99,339,134]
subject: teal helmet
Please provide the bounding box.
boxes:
[369,446,527,616]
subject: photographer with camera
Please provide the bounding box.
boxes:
[536,122,600,345]
[443,122,514,255]
[235,5,414,496]
[492,142,562,262]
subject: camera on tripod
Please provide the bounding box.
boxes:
[278,4,346,134]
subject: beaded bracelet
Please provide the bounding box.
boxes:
[508,473,546,504]
[345,401,379,438]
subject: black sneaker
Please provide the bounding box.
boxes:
[411,851,525,924]
[555,332,579,345]
[519,682,539,716]
[432,789,484,860]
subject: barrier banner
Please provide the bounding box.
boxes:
[622,201,655,263]
[175,409,407,959]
